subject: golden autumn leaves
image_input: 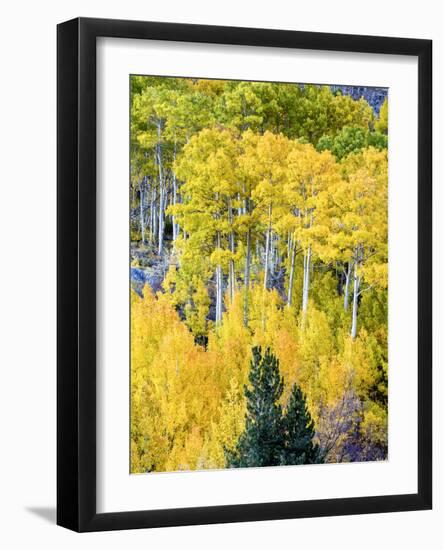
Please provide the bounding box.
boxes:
[169,127,387,337]
[131,284,388,472]
[130,78,388,472]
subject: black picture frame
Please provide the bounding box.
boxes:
[57,17,432,532]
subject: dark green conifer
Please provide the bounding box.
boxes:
[226,347,285,467]
[227,347,323,468]
[280,384,322,465]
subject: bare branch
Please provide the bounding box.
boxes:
[357,283,374,297]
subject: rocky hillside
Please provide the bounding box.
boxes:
[330,85,388,115]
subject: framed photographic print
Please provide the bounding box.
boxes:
[57,17,432,532]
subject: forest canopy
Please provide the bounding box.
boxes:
[130,77,388,473]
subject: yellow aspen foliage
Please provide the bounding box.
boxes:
[203,378,246,468]
[342,328,384,400]
[207,291,251,382]
[131,287,219,472]
[375,98,388,134]
[361,401,388,450]
[130,77,388,469]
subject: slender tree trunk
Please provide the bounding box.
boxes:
[270,232,275,277]
[139,178,145,244]
[228,199,235,303]
[172,184,177,240]
[158,180,164,255]
[343,262,352,311]
[172,143,178,241]
[287,237,297,307]
[215,266,220,324]
[151,187,157,243]
[263,204,272,290]
[156,122,165,256]
[243,228,251,327]
[351,262,360,339]
[219,264,223,322]
[147,186,153,243]
[152,190,157,242]
[215,231,223,325]
[302,245,311,314]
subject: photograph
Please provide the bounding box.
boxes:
[0,0,436,544]
[130,76,389,474]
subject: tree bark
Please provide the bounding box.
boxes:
[172,143,178,241]
[302,245,311,314]
[351,262,360,339]
[139,178,145,244]
[158,179,164,255]
[263,204,272,290]
[237,193,242,216]
[215,231,223,325]
[243,228,251,327]
[270,232,275,278]
[287,237,297,307]
[343,262,352,311]
[228,199,235,303]
[151,187,157,244]
[156,122,165,256]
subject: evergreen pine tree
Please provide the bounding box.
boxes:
[226,347,285,468]
[226,347,323,468]
[280,384,323,465]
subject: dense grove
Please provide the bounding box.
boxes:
[130,77,388,473]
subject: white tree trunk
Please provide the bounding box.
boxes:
[243,228,251,327]
[287,238,296,307]
[172,182,177,241]
[156,122,165,256]
[343,262,352,311]
[215,231,223,325]
[151,188,156,244]
[158,181,164,255]
[270,232,275,277]
[228,199,235,303]
[148,187,153,243]
[351,263,360,339]
[302,245,311,314]
[139,179,145,244]
[172,143,178,241]
[263,204,272,290]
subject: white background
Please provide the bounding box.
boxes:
[97,39,418,513]
[0,0,441,548]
